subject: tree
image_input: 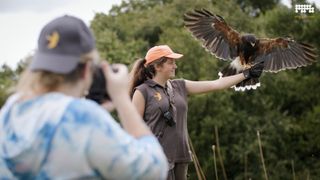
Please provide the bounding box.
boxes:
[0,64,16,107]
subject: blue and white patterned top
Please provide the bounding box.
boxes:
[0,93,168,179]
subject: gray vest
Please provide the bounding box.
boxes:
[135,79,192,163]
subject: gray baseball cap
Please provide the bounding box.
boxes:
[30,15,95,74]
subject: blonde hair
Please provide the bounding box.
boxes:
[16,50,99,94]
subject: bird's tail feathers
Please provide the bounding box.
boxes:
[233,78,261,91]
[218,65,261,91]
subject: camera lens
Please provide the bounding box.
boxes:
[86,65,110,104]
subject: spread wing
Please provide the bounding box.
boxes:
[255,38,317,72]
[184,9,241,61]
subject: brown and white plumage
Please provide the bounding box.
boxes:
[184,9,317,91]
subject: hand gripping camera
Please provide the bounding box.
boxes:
[86,65,110,104]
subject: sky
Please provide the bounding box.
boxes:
[0,0,319,70]
[0,0,122,69]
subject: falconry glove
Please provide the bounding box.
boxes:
[243,61,264,79]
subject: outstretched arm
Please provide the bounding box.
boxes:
[185,73,245,94]
[185,61,264,94]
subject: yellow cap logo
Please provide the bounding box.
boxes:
[46,31,59,49]
[154,92,162,101]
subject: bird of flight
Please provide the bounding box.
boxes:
[184,9,317,91]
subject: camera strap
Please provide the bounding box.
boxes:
[155,80,175,114]
[166,80,174,104]
[153,80,176,138]
[166,80,177,122]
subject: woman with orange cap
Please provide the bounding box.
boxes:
[130,45,264,180]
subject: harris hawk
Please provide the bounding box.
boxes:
[183,9,317,91]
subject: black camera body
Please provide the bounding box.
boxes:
[163,110,176,126]
[86,66,110,104]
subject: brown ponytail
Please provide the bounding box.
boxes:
[129,59,148,97]
[129,57,168,97]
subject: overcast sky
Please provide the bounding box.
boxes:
[0,0,318,69]
[0,0,121,69]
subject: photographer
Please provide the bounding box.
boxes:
[130,45,264,180]
[0,15,168,179]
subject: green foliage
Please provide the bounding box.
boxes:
[0,56,30,108]
[235,0,280,15]
[0,65,17,107]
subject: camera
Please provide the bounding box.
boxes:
[86,65,110,104]
[163,110,176,126]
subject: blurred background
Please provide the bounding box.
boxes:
[1,0,319,179]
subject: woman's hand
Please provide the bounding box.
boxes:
[243,61,265,79]
[101,62,129,102]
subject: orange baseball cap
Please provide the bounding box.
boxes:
[145,45,183,66]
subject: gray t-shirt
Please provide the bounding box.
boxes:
[135,79,192,163]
